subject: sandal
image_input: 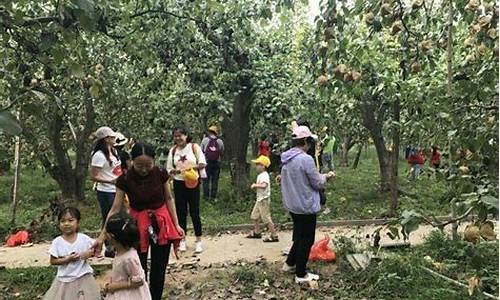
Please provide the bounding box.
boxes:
[263,235,279,242]
[246,232,262,239]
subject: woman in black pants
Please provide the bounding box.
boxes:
[166,126,206,253]
[280,124,336,284]
[93,142,184,300]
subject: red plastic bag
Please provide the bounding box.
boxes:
[6,230,29,247]
[309,235,336,262]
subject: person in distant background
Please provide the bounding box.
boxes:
[258,134,271,157]
[114,132,132,174]
[201,126,224,200]
[430,146,441,169]
[408,147,425,180]
[90,126,122,258]
[269,132,281,173]
[321,132,336,173]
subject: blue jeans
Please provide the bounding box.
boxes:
[203,160,220,199]
[96,191,115,224]
[321,153,334,172]
[410,164,422,180]
[96,191,115,252]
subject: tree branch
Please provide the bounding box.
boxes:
[22,16,59,26]
[420,207,474,228]
[130,9,200,22]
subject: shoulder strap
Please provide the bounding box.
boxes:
[171,145,178,167]
[192,143,199,164]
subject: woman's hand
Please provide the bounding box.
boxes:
[81,248,95,260]
[102,281,113,295]
[169,169,181,176]
[175,224,185,238]
[325,171,336,180]
[196,163,206,170]
[92,235,105,257]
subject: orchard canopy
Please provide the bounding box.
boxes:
[0,0,498,229]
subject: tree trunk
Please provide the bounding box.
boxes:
[373,135,391,192]
[340,135,352,167]
[221,75,253,195]
[361,99,390,191]
[389,98,401,216]
[26,96,95,202]
[10,130,21,226]
[252,138,259,157]
[352,144,363,169]
[446,0,459,240]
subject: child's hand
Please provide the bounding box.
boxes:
[65,252,80,263]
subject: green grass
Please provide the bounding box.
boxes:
[0,265,108,300]
[0,147,452,240]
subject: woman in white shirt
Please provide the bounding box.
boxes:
[166,126,206,253]
[90,126,122,257]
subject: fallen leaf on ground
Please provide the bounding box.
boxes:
[467,276,481,296]
[308,281,319,290]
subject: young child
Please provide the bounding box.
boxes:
[43,207,100,300]
[246,155,279,242]
[102,213,151,300]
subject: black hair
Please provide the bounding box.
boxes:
[58,207,81,222]
[296,119,311,128]
[432,146,438,153]
[292,138,307,148]
[105,213,139,249]
[260,134,267,141]
[92,138,119,167]
[172,126,193,143]
[131,142,156,159]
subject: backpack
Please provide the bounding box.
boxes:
[204,137,221,161]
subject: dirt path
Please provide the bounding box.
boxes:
[0,222,479,269]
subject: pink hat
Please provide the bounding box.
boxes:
[292,126,317,140]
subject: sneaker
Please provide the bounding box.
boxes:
[295,273,320,284]
[282,262,295,273]
[179,240,187,252]
[194,241,203,253]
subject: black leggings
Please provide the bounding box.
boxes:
[138,242,171,300]
[173,180,202,237]
[286,213,317,277]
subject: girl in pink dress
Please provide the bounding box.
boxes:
[102,213,151,300]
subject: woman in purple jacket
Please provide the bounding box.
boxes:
[280,125,336,284]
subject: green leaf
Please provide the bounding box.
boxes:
[0,111,22,135]
[480,195,499,210]
[89,83,100,98]
[70,62,85,78]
